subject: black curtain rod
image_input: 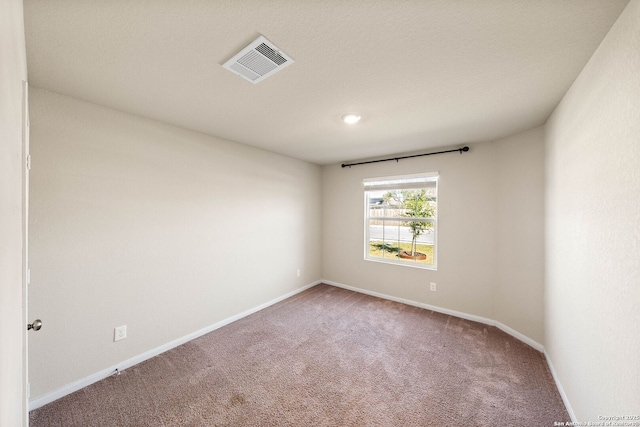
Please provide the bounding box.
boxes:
[341,146,470,168]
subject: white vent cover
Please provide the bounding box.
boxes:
[222,35,294,84]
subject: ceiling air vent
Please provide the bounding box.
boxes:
[222,35,294,84]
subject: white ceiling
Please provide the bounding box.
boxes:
[24,0,629,165]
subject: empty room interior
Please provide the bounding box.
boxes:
[2,0,639,425]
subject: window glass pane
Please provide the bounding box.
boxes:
[367,218,435,265]
[365,173,437,269]
[368,219,402,260]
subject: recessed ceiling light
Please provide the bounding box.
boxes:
[342,114,361,124]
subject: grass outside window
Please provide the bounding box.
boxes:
[369,241,435,265]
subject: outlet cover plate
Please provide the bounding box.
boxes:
[114,325,127,342]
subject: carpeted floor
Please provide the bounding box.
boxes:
[30,284,569,426]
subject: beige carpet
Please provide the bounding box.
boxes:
[30,284,569,426]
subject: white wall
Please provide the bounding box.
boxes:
[545,0,640,421]
[27,88,322,399]
[494,128,545,344]
[0,0,28,425]
[322,127,545,344]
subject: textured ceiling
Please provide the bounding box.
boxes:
[24,0,629,165]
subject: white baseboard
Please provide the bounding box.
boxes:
[544,350,577,423]
[493,321,544,353]
[29,280,322,411]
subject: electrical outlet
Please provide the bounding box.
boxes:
[296,269,301,277]
[430,282,437,292]
[114,325,127,342]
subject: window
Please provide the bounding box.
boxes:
[364,173,438,269]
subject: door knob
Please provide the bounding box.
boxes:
[27,319,43,331]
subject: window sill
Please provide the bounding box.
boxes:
[364,256,437,271]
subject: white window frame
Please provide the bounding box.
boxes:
[363,172,438,270]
